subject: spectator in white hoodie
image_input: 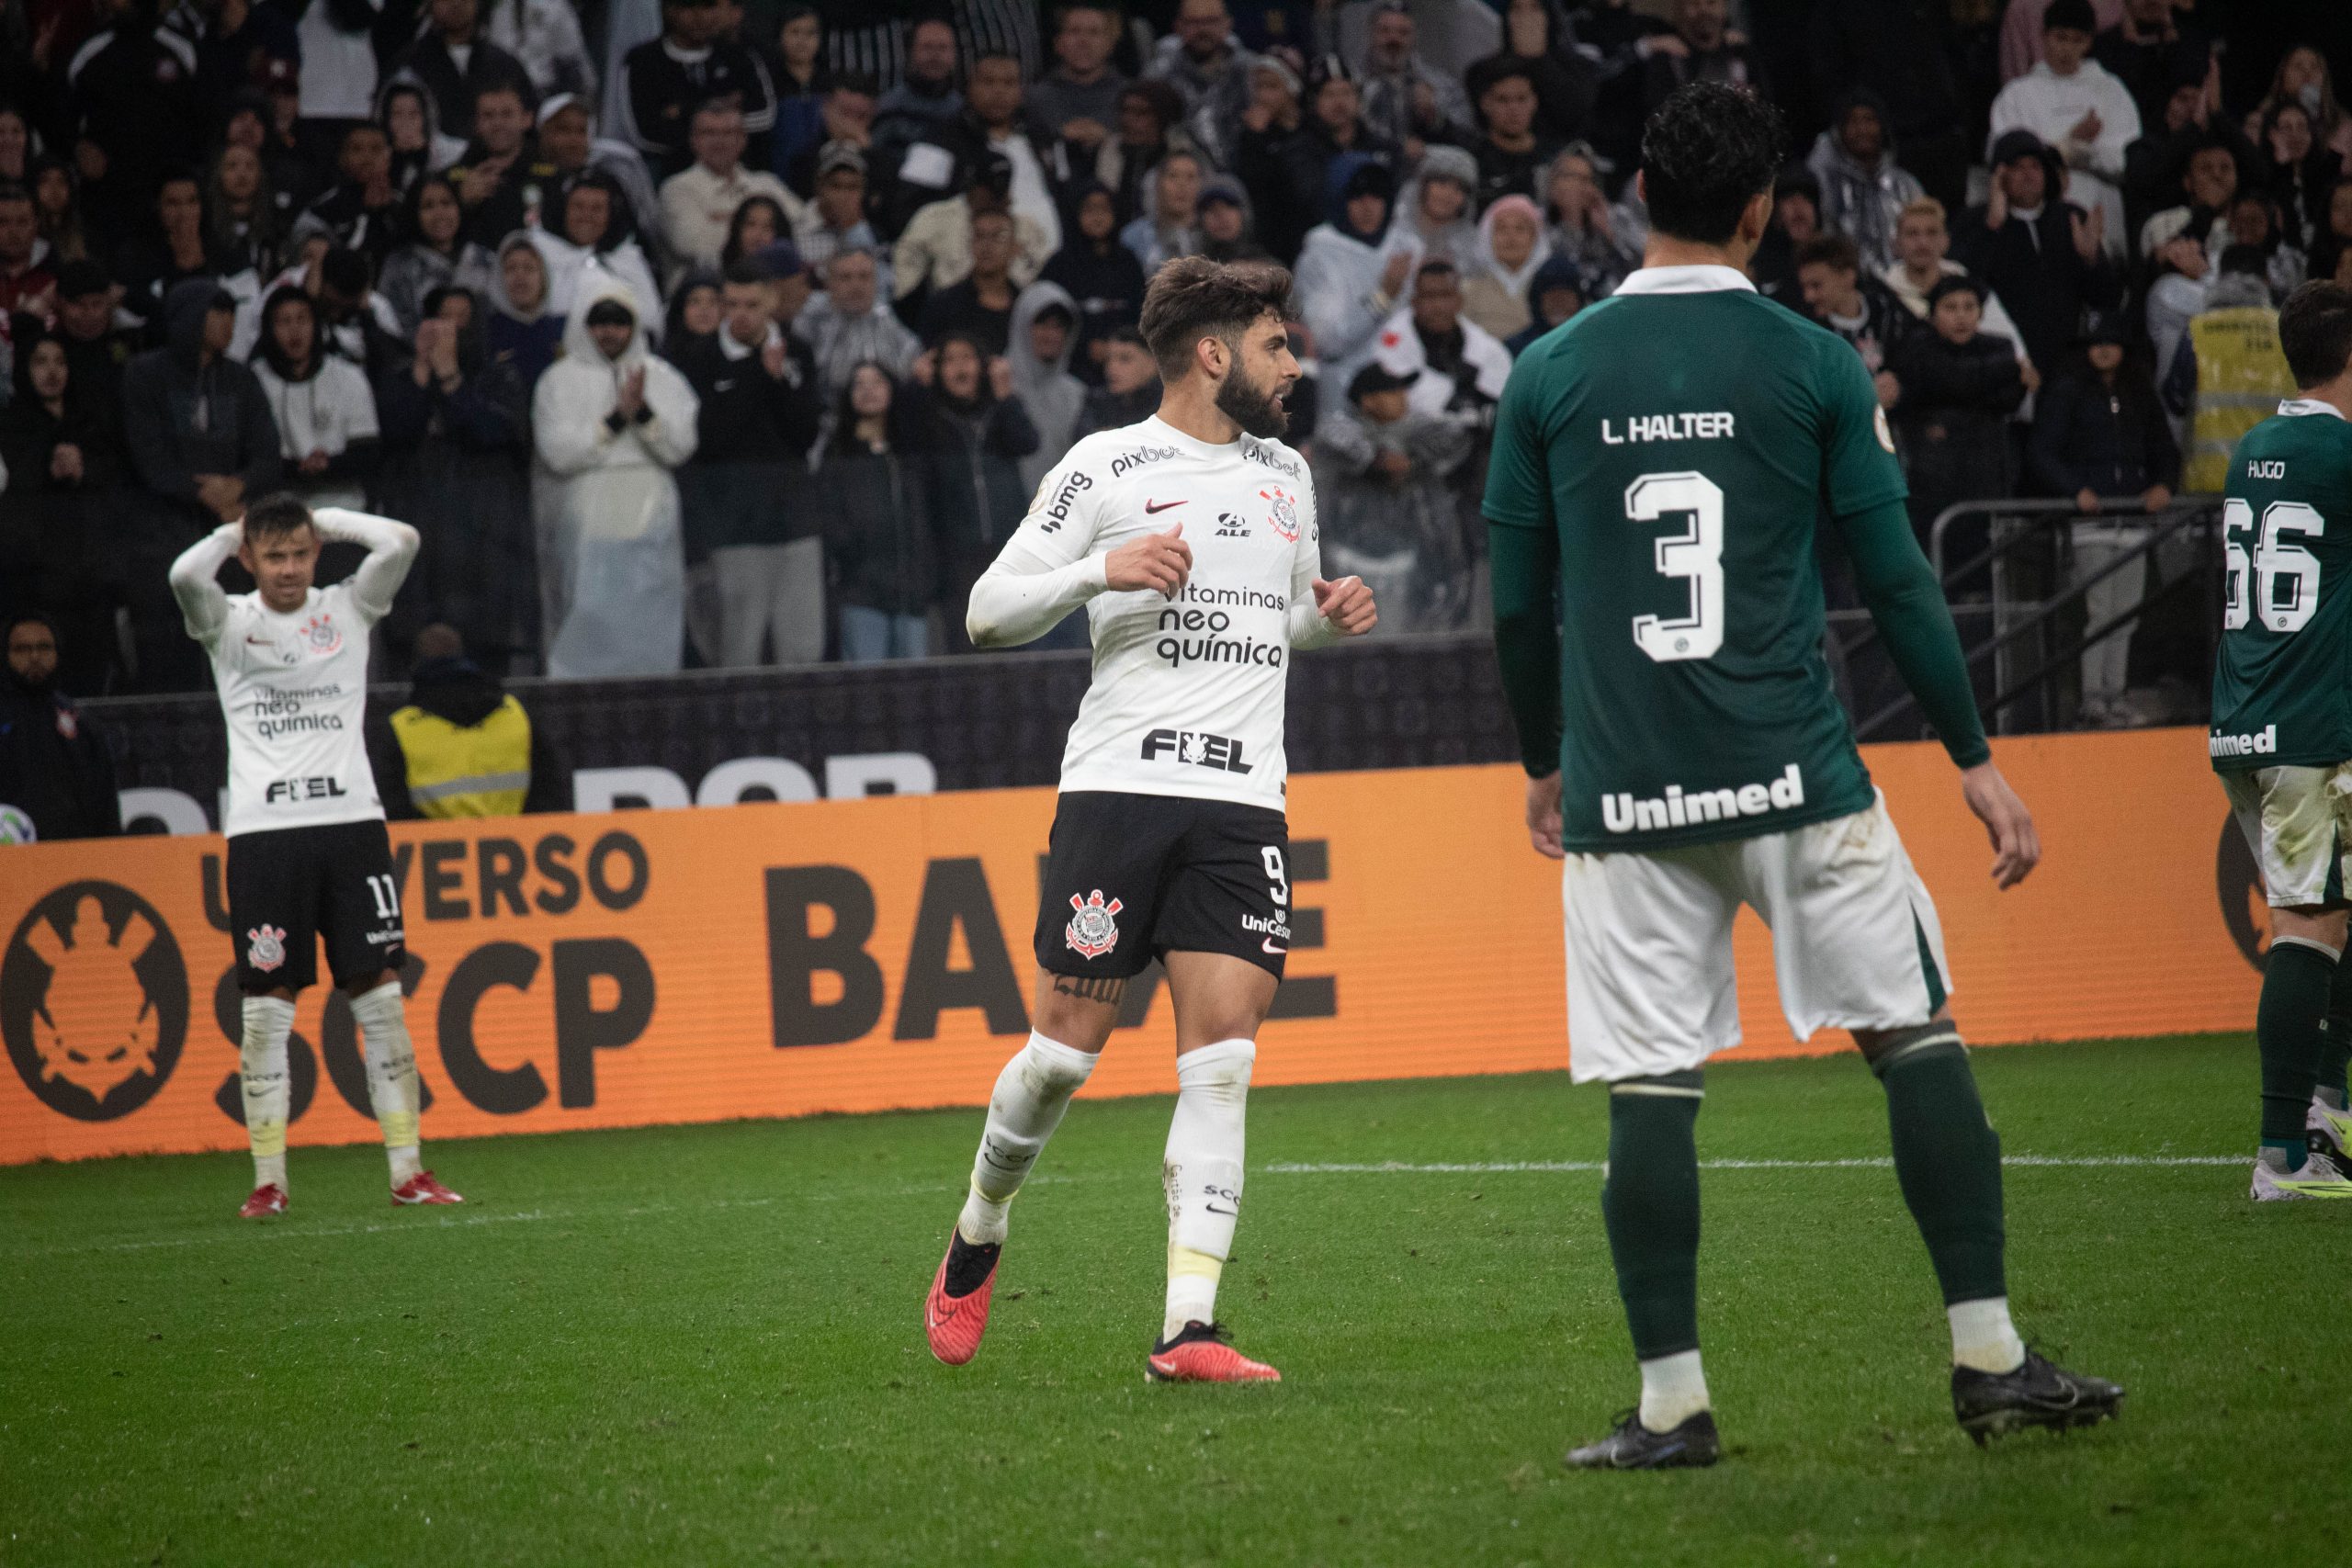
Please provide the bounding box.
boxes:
[532,270,698,676]
[1295,154,1420,387]
[250,285,383,514]
[1986,0,2138,258]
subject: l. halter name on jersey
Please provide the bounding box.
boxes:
[1602,763,1805,834]
[1601,412,1737,445]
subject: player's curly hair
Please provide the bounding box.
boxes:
[1138,256,1294,380]
[2279,280,2352,390]
[1640,81,1784,246]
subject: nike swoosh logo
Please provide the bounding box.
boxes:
[244,636,273,646]
[1204,1204,1238,1216]
[1261,939,1285,955]
[1144,499,1187,513]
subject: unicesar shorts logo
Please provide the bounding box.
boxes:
[3,881,190,1121]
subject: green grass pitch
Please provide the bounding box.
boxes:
[3,1033,2338,1566]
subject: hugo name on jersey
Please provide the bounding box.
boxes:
[1012,417,1331,808]
[2210,401,2352,769]
[205,581,383,836]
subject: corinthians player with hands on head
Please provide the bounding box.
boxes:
[1485,83,2118,1469]
[923,256,1375,1383]
[2207,278,2352,1200]
[168,496,464,1218]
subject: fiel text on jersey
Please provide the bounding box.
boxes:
[265,774,352,804]
[1140,728,1253,773]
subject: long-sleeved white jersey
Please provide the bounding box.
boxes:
[168,509,419,838]
[966,415,1340,811]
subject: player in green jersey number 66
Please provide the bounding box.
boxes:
[1482,83,2121,1470]
[2207,279,2352,1200]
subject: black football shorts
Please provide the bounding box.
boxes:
[1034,791,1293,980]
[225,818,406,993]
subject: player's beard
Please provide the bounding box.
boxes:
[1216,366,1291,439]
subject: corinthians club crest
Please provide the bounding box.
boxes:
[3,880,191,1122]
[1064,890,1124,960]
[301,613,342,656]
[246,924,288,972]
[1259,485,1298,543]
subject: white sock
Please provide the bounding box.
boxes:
[1162,1038,1254,1341]
[350,980,424,1184]
[956,1032,1098,1244]
[1637,1349,1710,1431]
[240,996,297,1189]
[1948,1297,2027,1374]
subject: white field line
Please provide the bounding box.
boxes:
[1263,1156,2244,1174]
[29,1158,2241,1258]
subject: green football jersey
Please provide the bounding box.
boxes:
[2209,402,2352,772]
[1483,265,1906,852]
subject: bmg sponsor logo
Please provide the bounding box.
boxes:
[1037,469,1094,533]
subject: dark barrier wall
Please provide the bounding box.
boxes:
[90,635,1521,826]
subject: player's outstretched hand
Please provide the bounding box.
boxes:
[1524,772,1565,860]
[1106,523,1193,598]
[1312,575,1376,636]
[1960,760,2040,890]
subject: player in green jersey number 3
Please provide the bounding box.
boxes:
[2207,279,2352,1200]
[1482,83,2121,1469]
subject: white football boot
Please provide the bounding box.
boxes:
[2250,1147,2352,1201]
[2310,1097,2352,1168]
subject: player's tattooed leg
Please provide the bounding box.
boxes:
[1053,974,1128,1005]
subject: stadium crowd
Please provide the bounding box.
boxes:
[0,0,2345,695]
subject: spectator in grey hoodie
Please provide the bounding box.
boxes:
[793,244,919,396]
[1006,281,1086,495]
[1807,88,1928,275]
[1310,362,1473,634]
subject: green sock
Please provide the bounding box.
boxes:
[1600,1074,1704,1360]
[2257,940,2334,1160]
[2317,953,2352,1111]
[1878,1039,2007,1306]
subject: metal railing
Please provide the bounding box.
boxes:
[1843,495,2224,742]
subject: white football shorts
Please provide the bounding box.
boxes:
[2219,763,2352,909]
[1562,795,1952,1083]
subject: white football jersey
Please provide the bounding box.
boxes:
[202,580,385,837]
[984,416,1335,811]
[172,511,415,838]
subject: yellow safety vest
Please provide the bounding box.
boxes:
[390,696,533,818]
[2186,306,2296,492]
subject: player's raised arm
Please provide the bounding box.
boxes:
[166,519,247,649]
[966,448,1193,648]
[311,506,423,626]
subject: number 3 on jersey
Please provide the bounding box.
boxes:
[2224,497,2324,634]
[1627,471,1725,662]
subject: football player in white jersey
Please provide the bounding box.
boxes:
[169,495,465,1217]
[923,257,1377,1382]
